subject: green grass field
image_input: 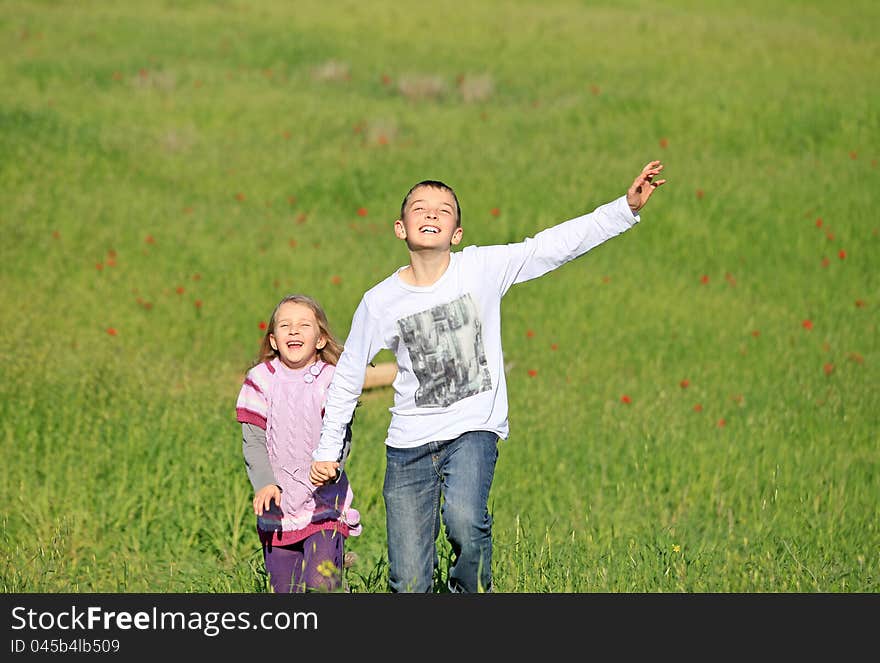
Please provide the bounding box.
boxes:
[1,0,877,592]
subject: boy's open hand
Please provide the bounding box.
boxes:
[309,460,339,486]
[627,160,666,213]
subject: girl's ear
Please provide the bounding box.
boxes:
[316,336,326,351]
[269,334,277,352]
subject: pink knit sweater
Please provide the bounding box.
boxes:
[236,358,361,546]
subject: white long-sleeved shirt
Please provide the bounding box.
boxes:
[313,195,640,461]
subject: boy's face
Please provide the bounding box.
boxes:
[394,185,463,251]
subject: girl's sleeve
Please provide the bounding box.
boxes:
[242,423,277,492]
[236,365,275,490]
[236,366,269,429]
[476,195,639,296]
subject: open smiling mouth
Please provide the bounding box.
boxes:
[419,226,440,234]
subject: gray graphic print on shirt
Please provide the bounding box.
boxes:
[397,293,492,407]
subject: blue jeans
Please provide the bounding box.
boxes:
[383,430,499,593]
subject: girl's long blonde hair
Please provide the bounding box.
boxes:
[255,294,344,367]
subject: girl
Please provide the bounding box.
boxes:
[236,294,362,593]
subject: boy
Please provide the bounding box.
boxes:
[310,161,666,592]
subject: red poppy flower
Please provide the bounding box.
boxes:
[289,239,297,248]
[855,299,865,308]
[95,262,103,271]
[550,343,558,351]
[106,327,117,336]
[52,230,60,239]
[192,273,201,281]
[815,218,823,228]
[145,235,155,244]
[235,192,245,202]
[821,257,830,268]
[381,74,392,86]
[490,207,500,217]
[695,189,704,200]
[194,300,202,309]
[331,275,342,285]
[751,330,760,337]
[838,249,846,260]
[621,395,631,404]
[717,418,726,428]
[700,274,709,285]
[802,319,813,330]
[258,321,267,331]
[823,363,834,375]
[826,232,835,241]
[526,329,534,338]
[680,379,689,389]
[296,212,308,224]
[659,137,668,149]
[357,207,368,217]
[176,286,184,295]
[590,84,600,95]
[527,369,537,378]
[693,403,703,412]
[849,151,857,160]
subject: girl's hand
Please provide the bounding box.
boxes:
[309,461,340,486]
[253,484,281,515]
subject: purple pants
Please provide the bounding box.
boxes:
[262,529,344,593]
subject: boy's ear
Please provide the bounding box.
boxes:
[451,226,463,245]
[393,218,407,240]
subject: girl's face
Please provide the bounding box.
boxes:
[269,301,326,370]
